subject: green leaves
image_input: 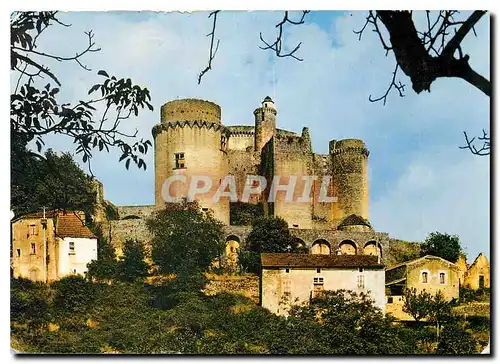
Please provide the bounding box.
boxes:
[148,199,225,276]
[421,232,462,263]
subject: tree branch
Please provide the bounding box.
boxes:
[259,11,310,61]
[198,11,220,85]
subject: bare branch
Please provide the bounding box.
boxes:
[459,130,490,156]
[259,11,310,61]
[369,63,405,105]
[198,10,221,85]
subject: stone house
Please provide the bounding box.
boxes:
[462,252,490,290]
[385,255,461,320]
[260,253,385,316]
[11,210,97,282]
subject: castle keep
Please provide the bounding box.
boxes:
[152,97,369,228]
[106,97,389,261]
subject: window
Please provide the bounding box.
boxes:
[69,241,75,255]
[422,272,428,283]
[30,243,36,255]
[221,136,227,150]
[317,268,321,273]
[357,275,365,289]
[285,268,290,273]
[387,297,393,304]
[439,272,446,284]
[29,224,38,236]
[292,224,299,228]
[201,207,208,212]
[313,277,324,298]
[479,275,485,289]
[16,249,21,257]
[359,268,364,272]
[174,152,185,169]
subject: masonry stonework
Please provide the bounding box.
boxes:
[106,96,403,265]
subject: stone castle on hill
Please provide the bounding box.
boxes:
[94,97,399,263]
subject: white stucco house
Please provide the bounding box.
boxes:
[55,213,98,277]
[260,253,385,316]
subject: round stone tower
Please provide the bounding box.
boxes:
[254,96,277,151]
[329,139,369,224]
[152,99,230,224]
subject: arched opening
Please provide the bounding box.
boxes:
[364,241,382,258]
[292,237,308,253]
[338,240,357,255]
[225,236,241,269]
[311,239,331,255]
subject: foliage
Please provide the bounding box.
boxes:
[421,232,462,263]
[436,322,478,354]
[147,199,225,277]
[238,250,261,274]
[118,239,149,282]
[86,224,119,281]
[12,277,482,355]
[247,216,298,254]
[11,278,51,327]
[402,288,433,322]
[287,290,415,354]
[11,147,96,218]
[229,202,264,225]
[51,276,95,316]
[11,11,153,173]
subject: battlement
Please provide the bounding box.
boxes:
[253,106,277,117]
[228,125,255,137]
[161,99,221,124]
[330,139,369,157]
[275,133,312,154]
[152,120,229,138]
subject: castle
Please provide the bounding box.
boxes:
[103,96,394,263]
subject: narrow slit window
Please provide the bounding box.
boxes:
[422,272,428,283]
[30,243,36,255]
[69,241,75,255]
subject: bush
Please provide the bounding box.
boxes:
[436,322,478,354]
[238,250,260,274]
[52,276,95,316]
[11,278,51,326]
[118,239,149,282]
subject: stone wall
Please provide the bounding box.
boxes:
[203,274,259,304]
[116,205,156,219]
[108,219,152,256]
[330,139,369,224]
[153,119,230,224]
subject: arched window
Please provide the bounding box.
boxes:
[364,241,382,258]
[338,240,357,255]
[439,272,445,284]
[422,272,428,283]
[311,240,331,255]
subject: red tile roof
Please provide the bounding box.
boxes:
[261,253,384,269]
[56,213,96,239]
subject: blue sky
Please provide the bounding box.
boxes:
[15,11,490,262]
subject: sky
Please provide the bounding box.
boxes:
[13,11,490,262]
